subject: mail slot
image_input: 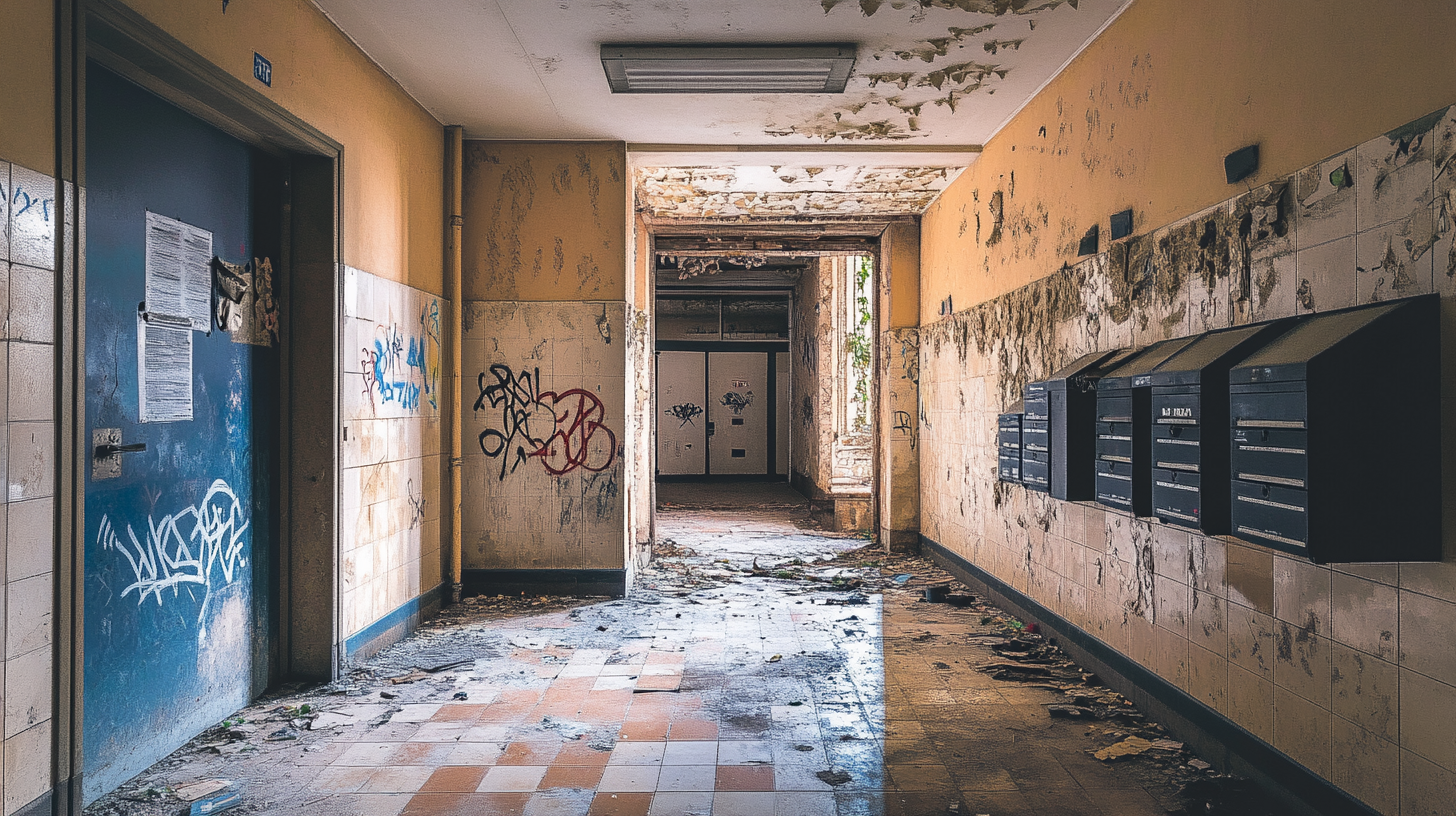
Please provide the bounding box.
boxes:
[1093,336,1199,515]
[1227,295,1439,563]
[1025,349,1131,500]
[1152,467,1202,525]
[998,409,1023,484]
[1147,320,1295,534]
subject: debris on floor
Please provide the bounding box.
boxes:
[83,494,1282,816]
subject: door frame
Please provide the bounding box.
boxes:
[55,1,344,810]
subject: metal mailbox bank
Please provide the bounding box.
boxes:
[1093,337,1198,515]
[1227,296,1439,563]
[1024,349,1131,500]
[998,403,1024,484]
[1147,321,1293,533]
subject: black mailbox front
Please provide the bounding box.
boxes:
[1021,381,1050,492]
[1029,349,1130,501]
[1147,321,1295,533]
[1092,337,1199,516]
[998,407,1023,484]
[1227,296,1440,563]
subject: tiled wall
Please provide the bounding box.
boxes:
[340,267,447,647]
[920,105,1456,816]
[460,300,626,571]
[0,158,58,814]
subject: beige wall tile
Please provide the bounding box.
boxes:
[1401,668,1456,772]
[1226,543,1274,615]
[1274,686,1330,778]
[1189,535,1225,595]
[1228,602,1275,680]
[1187,643,1226,713]
[1227,663,1274,743]
[1402,749,1456,816]
[1330,572,1397,662]
[3,644,46,738]
[5,497,46,584]
[1400,561,1456,605]
[1329,715,1398,816]
[5,572,48,660]
[2,718,50,814]
[1189,590,1227,657]
[1400,589,1456,685]
[1152,524,1190,582]
[1153,573,1189,638]
[1273,624,1330,708]
[1330,643,1398,742]
[5,421,50,501]
[1274,555,1331,632]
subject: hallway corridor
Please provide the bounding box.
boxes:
[85,506,1277,816]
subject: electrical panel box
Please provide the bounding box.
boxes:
[998,406,1024,484]
[1024,349,1132,500]
[1093,337,1200,515]
[1147,321,1294,533]
[1227,296,1439,563]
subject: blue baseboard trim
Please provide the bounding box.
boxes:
[920,534,1378,816]
[342,582,446,662]
[463,568,626,598]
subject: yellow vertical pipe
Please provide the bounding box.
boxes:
[447,125,465,604]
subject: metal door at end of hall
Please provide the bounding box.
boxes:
[657,351,706,475]
[82,64,281,804]
[708,352,769,474]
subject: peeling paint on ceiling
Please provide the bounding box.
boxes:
[312,0,1133,147]
[636,164,963,218]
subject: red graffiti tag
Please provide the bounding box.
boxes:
[529,388,617,475]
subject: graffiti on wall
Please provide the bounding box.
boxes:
[665,402,704,427]
[407,478,427,530]
[97,479,249,635]
[361,299,442,413]
[893,409,918,450]
[720,391,754,415]
[474,364,618,480]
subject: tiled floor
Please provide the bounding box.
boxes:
[85,501,1267,816]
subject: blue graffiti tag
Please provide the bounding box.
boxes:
[361,299,441,414]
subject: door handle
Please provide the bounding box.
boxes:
[95,442,147,456]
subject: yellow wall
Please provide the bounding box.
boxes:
[923,0,1456,317]
[122,0,445,293]
[0,0,55,175]
[462,141,628,302]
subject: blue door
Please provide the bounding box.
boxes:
[83,64,280,801]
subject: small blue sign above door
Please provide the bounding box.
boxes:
[253,53,272,87]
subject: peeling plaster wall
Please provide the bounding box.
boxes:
[340,269,447,652]
[878,224,921,550]
[635,165,959,219]
[459,142,630,577]
[791,259,835,500]
[918,101,1456,815]
[627,211,654,571]
[921,0,1456,317]
[463,142,627,302]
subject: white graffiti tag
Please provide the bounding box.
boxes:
[98,479,250,630]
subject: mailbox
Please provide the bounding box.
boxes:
[1227,295,1439,563]
[1093,337,1200,515]
[998,405,1024,484]
[1147,321,1294,533]
[1024,349,1132,500]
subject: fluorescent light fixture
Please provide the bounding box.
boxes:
[601,44,856,94]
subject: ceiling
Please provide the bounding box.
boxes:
[314,0,1132,218]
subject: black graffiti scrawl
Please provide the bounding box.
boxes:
[720,391,754,415]
[666,402,704,427]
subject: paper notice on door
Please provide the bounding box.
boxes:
[138,313,193,422]
[145,211,213,331]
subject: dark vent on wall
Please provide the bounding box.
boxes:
[601,44,856,94]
